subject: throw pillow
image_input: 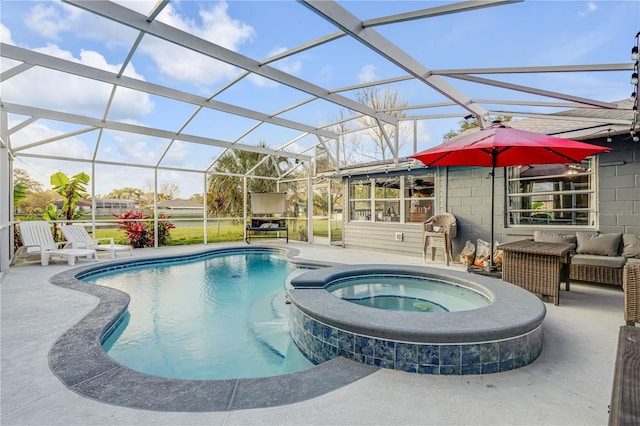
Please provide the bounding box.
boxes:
[622,234,640,258]
[575,232,622,257]
[533,230,577,246]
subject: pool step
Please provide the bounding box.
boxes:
[247,290,292,358]
[247,292,314,371]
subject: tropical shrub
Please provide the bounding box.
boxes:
[50,171,90,222]
[42,203,62,241]
[114,211,175,248]
[151,214,176,246]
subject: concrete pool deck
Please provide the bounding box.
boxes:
[1,242,625,425]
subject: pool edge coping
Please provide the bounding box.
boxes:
[47,246,378,413]
[289,264,547,343]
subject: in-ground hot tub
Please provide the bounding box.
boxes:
[327,274,491,313]
[288,265,546,375]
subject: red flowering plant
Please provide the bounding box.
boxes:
[114,211,175,248]
[152,213,176,246]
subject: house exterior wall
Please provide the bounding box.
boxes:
[445,166,505,257]
[343,221,424,257]
[342,138,639,262]
[342,167,446,260]
[597,139,640,235]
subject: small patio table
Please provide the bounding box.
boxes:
[500,239,574,306]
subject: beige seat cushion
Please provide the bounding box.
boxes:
[533,231,577,248]
[576,232,622,257]
[622,234,640,259]
[571,254,626,268]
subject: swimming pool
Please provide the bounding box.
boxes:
[84,250,313,379]
[46,246,544,411]
[48,246,376,412]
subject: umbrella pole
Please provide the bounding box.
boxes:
[488,152,496,272]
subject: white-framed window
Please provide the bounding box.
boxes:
[506,158,597,227]
[374,176,400,222]
[349,178,372,221]
[404,175,435,223]
[347,173,435,223]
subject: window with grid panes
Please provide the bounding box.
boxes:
[506,158,597,227]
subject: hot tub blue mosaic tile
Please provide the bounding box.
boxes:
[289,306,543,375]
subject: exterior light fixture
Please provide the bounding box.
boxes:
[633,46,640,61]
[632,72,639,85]
[632,132,640,142]
[632,91,638,101]
[606,129,612,143]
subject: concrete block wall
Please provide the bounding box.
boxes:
[444,138,640,260]
[597,139,640,235]
[446,166,505,258]
[340,139,638,262]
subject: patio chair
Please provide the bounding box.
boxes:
[61,225,132,259]
[11,221,97,266]
[422,213,457,266]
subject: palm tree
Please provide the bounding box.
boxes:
[207,141,291,218]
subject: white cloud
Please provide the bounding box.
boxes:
[25,2,79,40]
[113,134,160,164]
[579,2,598,17]
[139,1,254,86]
[25,2,133,46]
[2,43,154,121]
[267,46,302,75]
[1,23,14,45]
[9,120,93,159]
[357,65,377,84]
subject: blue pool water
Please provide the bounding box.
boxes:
[327,275,491,313]
[86,251,314,380]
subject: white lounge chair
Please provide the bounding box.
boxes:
[61,225,132,259]
[12,221,97,266]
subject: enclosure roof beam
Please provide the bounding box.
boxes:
[361,0,521,27]
[300,0,491,127]
[449,74,617,109]
[2,103,312,161]
[1,44,337,139]
[64,0,398,126]
[486,110,632,125]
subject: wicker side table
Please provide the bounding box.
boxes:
[501,240,574,306]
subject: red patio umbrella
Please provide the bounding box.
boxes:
[410,121,611,270]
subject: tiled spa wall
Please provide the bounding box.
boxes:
[289,305,543,375]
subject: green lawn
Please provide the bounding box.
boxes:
[93,223,245,246]
[14,217,342,247]
[91,219,342,246]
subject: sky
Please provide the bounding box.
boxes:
[1,0,638,198]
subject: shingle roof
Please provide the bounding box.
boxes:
[505,99,634,139]
[157,199,203,209]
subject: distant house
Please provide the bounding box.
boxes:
[157,199,204,216]
[53,198,136,216]
[53,199,93,214]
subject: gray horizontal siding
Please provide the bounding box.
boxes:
[344,222,424,258]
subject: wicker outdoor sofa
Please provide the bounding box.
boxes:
[532,231,640,288]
